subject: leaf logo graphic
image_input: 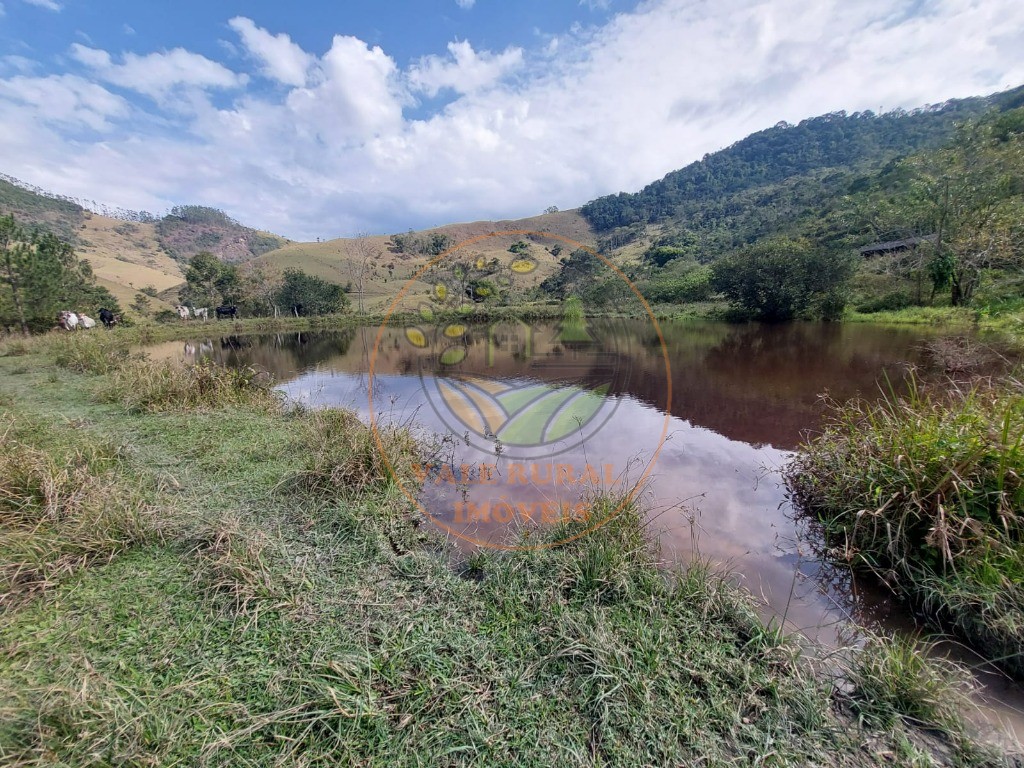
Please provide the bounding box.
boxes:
[434,375,611,446]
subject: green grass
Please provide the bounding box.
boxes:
[788,375,1024,678]
[0,336,1013,766]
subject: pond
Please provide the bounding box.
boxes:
[148,318,1024,745]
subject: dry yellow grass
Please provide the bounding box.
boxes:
[254,209,597,311]
[67,208,598,314]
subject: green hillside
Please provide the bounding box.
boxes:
[580,87,1024,260]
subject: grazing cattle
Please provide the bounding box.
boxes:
[57,311,79,331]
[79,314,97,329]
[175,305,190,320]
[215,305,238,320]
[99,308,117,329]
[193,307,209,321]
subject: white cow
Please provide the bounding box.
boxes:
[57,311,79,331]
[175,305,190,320]
[193,307,209,321]
[79,314,97,329]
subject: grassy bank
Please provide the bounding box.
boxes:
[788,376,1024,681]
[0,334,1013,765]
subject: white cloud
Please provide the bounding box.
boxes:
[0,74,128,131]
[2,0,1024,241]
[22,0,61,11]
[409,41,523,97]
[228,16,314,87]
[2,55,37,74]
[123,24,135,35]
[69,43,244,97]
[455,0,475,9]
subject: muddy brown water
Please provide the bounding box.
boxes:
[151,319,1024,747]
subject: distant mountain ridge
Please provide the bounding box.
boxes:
[0,176,288,265]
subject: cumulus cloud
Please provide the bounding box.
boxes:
[69,43,244,97]
[2,0,1024,240]
[409,41,523,97]
[228,16,314,87]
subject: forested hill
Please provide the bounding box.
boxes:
[580,86,1024,236]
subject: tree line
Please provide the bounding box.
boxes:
[172,251,349,319]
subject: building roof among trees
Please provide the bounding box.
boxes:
[859,234,938,257]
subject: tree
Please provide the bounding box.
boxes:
[276,269,349,316]
[182,251,240,307]
[0,214,120,333]
[0,215,34,333]
[130,292,152,317]
[711,238,854,321]
[350,234,379,315]
[237,263,283,317]
[902,116,1024,306]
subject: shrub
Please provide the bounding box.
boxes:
[854,290,914,313]
[711,238,855,321]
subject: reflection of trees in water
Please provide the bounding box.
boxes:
[192,323,937,451]
[565,321,933,449]
[196,330,357,381]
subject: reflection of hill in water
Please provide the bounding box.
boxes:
[152,320,940,451]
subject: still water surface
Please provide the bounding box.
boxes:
[150,319,1024,745]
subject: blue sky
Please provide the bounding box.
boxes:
[1,0,1022,240]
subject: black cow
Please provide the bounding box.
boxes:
[99,308,117,329]
[215,305,238,320]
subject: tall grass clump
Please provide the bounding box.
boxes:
[102,359,281,413]
[50,333,137,374]
[288,408,427,497]
[844,634,976,733]
[0,415,157,602]
[186,515,301,621]
[788,375,1024,676]
[840,633,1001,765]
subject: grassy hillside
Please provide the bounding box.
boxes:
[255,210,595,311]
[155,205,289,264]
[0,178,288,311]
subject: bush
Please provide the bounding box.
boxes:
[289,408,425,497]
[642,266,713,303]
[854,290,914,313]
[711,238,855,321]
